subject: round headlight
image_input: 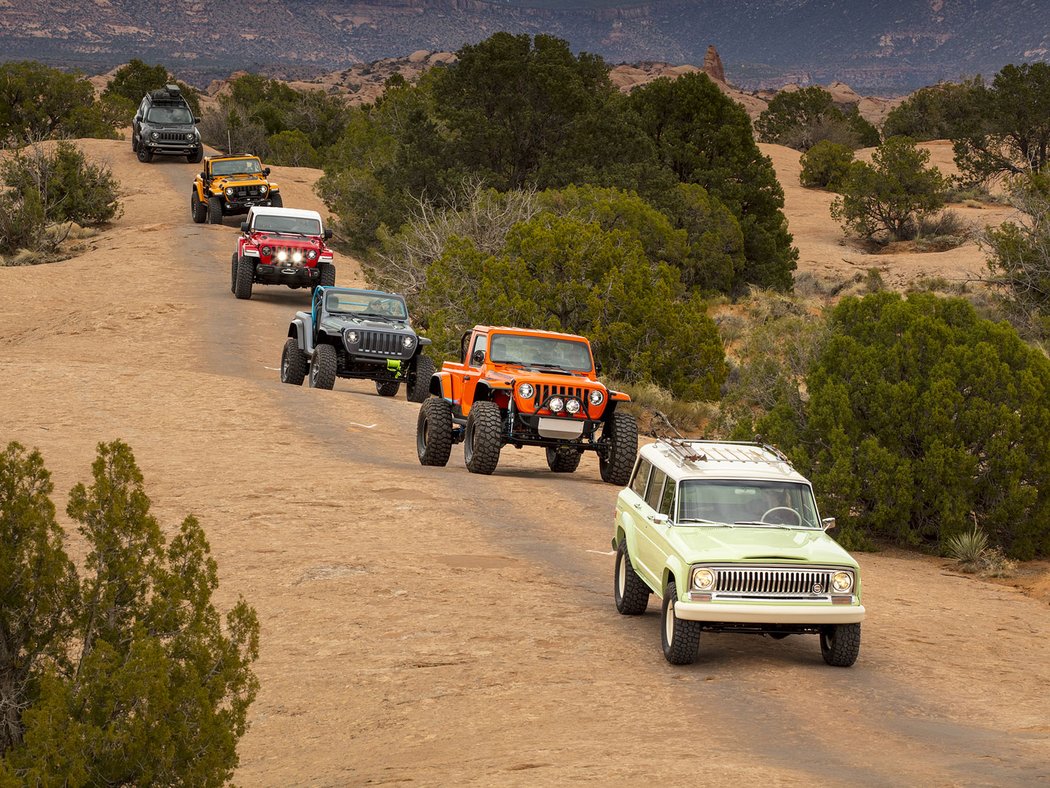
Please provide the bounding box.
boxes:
[517,382,534,399]
[225,187,234,196]
[692,568,715,591]
[259,185,268,194]
[292,251,303,263]
[403,336,414,348]
[565,398,581,414]
[346,330,358,343]
[277,250,288,262]
[307,249,318,260]
[185,132,194,141]
[549,397,564,413]
[589,389,605,406]
[150,131,159,140]
[261,246,272,256]
[832,571,853,593]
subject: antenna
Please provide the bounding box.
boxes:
[652,411,705,463]
[227,128,232,155]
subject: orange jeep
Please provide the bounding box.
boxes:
[415,326,638,484]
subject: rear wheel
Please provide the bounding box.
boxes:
[269,193,283,208]
[417,397,453,467]
[464,401,502,475]
[820,623,861,667]
[309,344,337,390]
[661,581,701,665]
[546,445,582,473]
[191,191,207,224]
[234,256,253,300]
[598,411,638,486]
[614,540,650,615]
[208,196,223,225]
[280,338,308,385]
[376,380,400,397]
[406,355,434,403]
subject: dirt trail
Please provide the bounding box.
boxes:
[2,140,1049,785]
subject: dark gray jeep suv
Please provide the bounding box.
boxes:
[132,84,202,163]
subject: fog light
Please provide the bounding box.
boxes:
[277,250,288,262]
[549,397,564,413]
[565,398,581,414]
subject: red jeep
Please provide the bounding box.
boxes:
[415,325,638,484]
[231,206,335,299]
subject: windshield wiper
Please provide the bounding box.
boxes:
[733,521,795,529]
[678,518,730,526]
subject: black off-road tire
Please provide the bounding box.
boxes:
[208,196,224,225]
[614,540,650,615]
[229,253,237,293]
[417,397,453,467]
[661,581,701,665]
[191,191,207,224]
[820,623,861,667]
[599,411,638,486]
[269,193,283,208]
[406,355,434,403]
[234,256,254,300]
[464,401,502,475]
[281,338,308,385]
[545,445,582,473]
[187,147,203,164]
[137,146,153,163]
[309,344,337,390]
[318,262,336,287]
[131,133,139,152]
[376,380,400,397]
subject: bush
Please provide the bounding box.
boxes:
[799,140,855,190]
[0,441,259,782]
[831,136,948,242]
[267,129,321,167]
[756,291,1050,558]
[756,87,878,151]
[0,190,47,257]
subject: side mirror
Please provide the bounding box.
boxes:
[822,517,837,531]
[193,116,201,124]
[200,170,207,181]
[651,513,669,525]
[594,360,602,374]
[263,167,271,176]
[324,228,333,240]
[471,349,485,366]
[240,221,249,233]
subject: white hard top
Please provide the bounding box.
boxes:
[248,207,323,222]
[640,439,809,485]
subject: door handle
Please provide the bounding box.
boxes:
[633,503,642,509]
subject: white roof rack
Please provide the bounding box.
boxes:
[653,438,794,472]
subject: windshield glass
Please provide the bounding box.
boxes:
[677,480,821,528]
[253,215,321,235]
[146,106,194,124]
[325,291,407,320]
[211,158,262,176]
[489,334,592,371]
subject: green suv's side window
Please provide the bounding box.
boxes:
[629,459,651,497]
[646,469,667,510]
[658,478,676,518]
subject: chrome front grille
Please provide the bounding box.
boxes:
[715,567,834,599]
[359,330,407,357]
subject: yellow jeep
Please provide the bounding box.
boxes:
[191,154,282,225]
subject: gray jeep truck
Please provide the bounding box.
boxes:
[281,286,435,400]
[132,84,202,163]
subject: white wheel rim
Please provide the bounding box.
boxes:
[617,554,626,598]
[664,597,675,644]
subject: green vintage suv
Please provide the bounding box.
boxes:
[612,439,865,666]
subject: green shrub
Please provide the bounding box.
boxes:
[0,190,47,256]
[267,129,321,168]
[944,523,989,565]
[799,140,855,190]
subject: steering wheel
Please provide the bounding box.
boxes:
[760,506,802,526]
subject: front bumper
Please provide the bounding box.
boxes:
[254,262,319,287]
[221,196,278,215]
[674,600,865,625]
[146,142,200,156]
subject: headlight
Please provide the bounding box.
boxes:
[185,132,194,141]
[150,131,159,140]
[277,250,288,262]
[589,389,604,406]
[692,568,715,591]
[517,382,534,399]
[225,187,234,196]
[565,398,581,414]
[292,251,303,263]
[832,571,854,593]
[261,246,272,256]
[307,249,318,260]
[403,336,415,348]
[259,185,268,194]
[346,330,358,343]
[549,397,564,413]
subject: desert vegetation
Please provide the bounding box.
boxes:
[755,86,880,151]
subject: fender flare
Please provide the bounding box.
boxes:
[289,312,314,354]
[429,370,453,400]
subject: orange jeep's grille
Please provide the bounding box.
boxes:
[359,331,408,357]
[715,568,835,599]
[535,384,588,408]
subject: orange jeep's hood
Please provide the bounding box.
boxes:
[490,366,599,387]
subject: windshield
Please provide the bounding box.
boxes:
[211,158,262,176]
[146,106,194,124]
[489,334,592,371]
[325,291,407,320]
[677,479,821,528]
[253,215,321,235]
